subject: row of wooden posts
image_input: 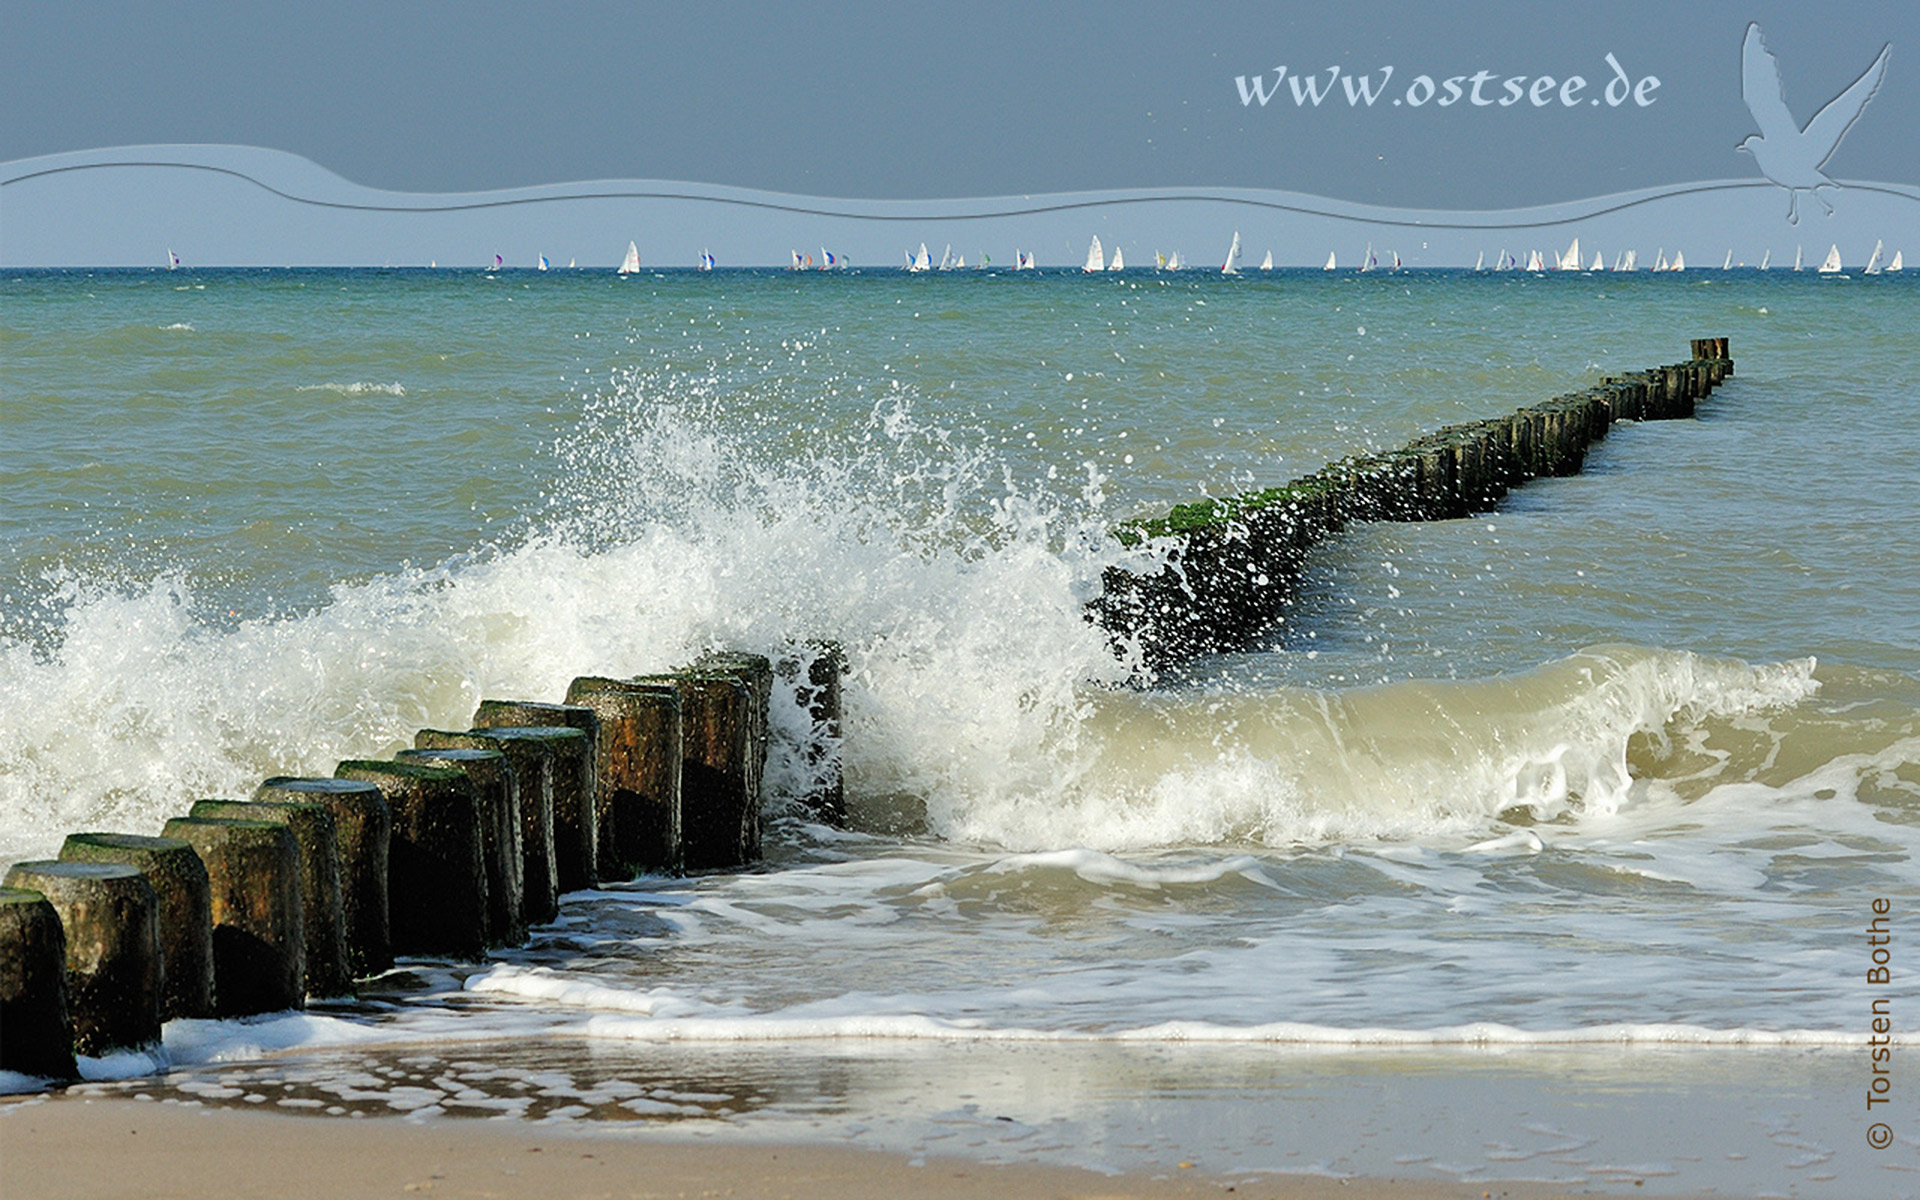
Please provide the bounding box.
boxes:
[0,647,844,1081]
[1091,339,1735,662]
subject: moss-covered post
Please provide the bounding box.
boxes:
[157,817,304,1015]
[0,887,80,1080]
[57,833,213,1019]
[473,700,600,890]
[416,729,558,925]
[334,760,486,960]
[3,861,162,1053]
[633,672,752,870]
[562,677,683,876]
[253,777,390,978]
[186,800,352,998]
[396,747,526,947]
[694,651,774,809]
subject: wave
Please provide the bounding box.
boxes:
[0,364,1866,862]
[293,381,406,395]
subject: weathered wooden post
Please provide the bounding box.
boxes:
[417,729,558,924]
[472,700,599,892]
[57,833,213,1019]
[158,817,304,1015]
[787,642,846,825]
[254,777,390,978]
[187,800,352,998]
[4,861,162,1052]
[335,759,486,960]
[563,677,684,876]
[0,887,80,1080]
[632,671,752,870]
[396,747,526,946]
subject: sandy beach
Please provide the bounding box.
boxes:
[0,1095,1599,1200]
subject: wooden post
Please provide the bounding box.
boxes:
[57,833,214,1019]
[3,861,162,1053]
[633,672,753,870]
[396,747,526,946]
[473,700,600,889]
[186,800,352,998]
[562,678,683,876]
[334,760,486,960]
[158,818,304,1015]
[780,641,846,826]
[253,777,390,978]
[0,887,80,1080]
[417,729,559,924]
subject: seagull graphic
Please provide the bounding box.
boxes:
[1738,22,1891,224]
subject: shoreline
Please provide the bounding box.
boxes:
[0,1093,1608,1200]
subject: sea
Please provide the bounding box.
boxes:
[2,265,1917,1195]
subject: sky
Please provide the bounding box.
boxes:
[4,1,1915,207]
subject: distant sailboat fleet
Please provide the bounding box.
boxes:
[425,236,1907,274]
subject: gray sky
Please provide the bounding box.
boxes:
[3,1,1914,207]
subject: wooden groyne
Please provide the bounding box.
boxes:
[1092,339,1734,664]
[0,644,845,1080]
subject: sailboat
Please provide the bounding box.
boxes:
[699,250,716,271]
[1760,249,1771,271]
[1793,246,1803,271]
[1653,249,1668,271]
[1222,231,1243,275]
[1108,247,1123,270]
[956,254,967,269]
[1526,249,1545,272]
[491,254,504,271]
[1722,250,1733,270]
[617,242,641,274]
[1863,240,1884,275]
[1818,244,1842,274]
[1590,251,1604,271]
[1326,251,1338,271]
[820,248,834,270]
[909,243,932,273]
[1260,251,1274,271]
[791,250,805,270]
[1557,237,1581,271]
[538,255,549,271]
[1391,251,1402,269]
[1890,251,1905,273]
[1083,236,1105,272]
[1622,250,1638,271]
[1166,250,1184,271]
[166,249,179,269]
[1475,251,1485,271]
[568,258,576,269]
[1670,250,1686,272]
[1359,243,1375,273]
[1013,250,1033,271]
[938,245,955,271]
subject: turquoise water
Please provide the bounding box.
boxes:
[4,265,1918,1190]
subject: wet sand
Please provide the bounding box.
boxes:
[1,1094,1591,1200]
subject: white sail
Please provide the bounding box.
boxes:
[956,254,966,269]
[1222,230,1243,275]
[1624,250,1637,271]
[1794,246,1803,271]
[1864,239,1884,274]
[1495,249,1509,270]
[1590,251,1603,271]
[1084,236,1104,272]
[1391,251,1401,269]
[1260,251,1274,270]
[1526,249,1544,271]
[1890,251,1904,273]
[568,258,575,269]
[1167,250,1183,270]
[1326,251,1338,271]
[617,241,641,274]
[1106,247,1122,270]
[1820,244,1842,273]
[1671,250,1685,272]
[1558,237,1581,271]
[1760,249,1770,270]
[911,243,932,272]
[1722,250,1733,270]
[699,249,715,271]
[538,255,549,271]
[1359,243,1374,272]
[1653,250,1667,271]
[938,245,954,270]
[1475,251,1484,271]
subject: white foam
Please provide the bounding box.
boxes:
[293,381,407,395]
